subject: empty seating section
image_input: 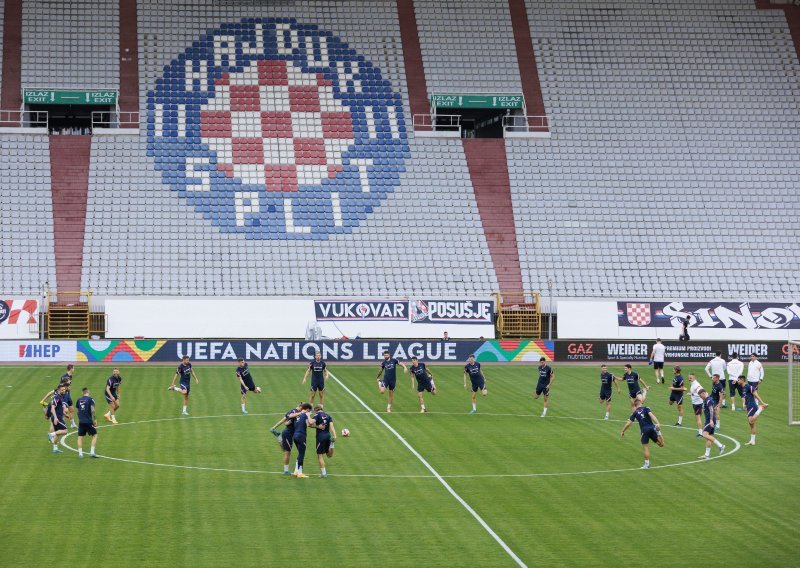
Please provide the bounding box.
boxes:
[0,136,57,294]
[83,136,497,295]
[77,1,496,295]
[21,0,118,89]
[415,0,522,95]
[509,0,800,298]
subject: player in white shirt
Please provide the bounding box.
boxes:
[649,338,666,384]
[687,374,705,437]
[726,352,744,411]
[705,352,727,408]
[747,353,768,407]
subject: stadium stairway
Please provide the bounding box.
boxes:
[396,0,429,118]
[508,0,547,127]
[756,1,800,62]
[462,138,523,292]
[0,0,21,119]
[50,135,91,294]
[118,0,139,115]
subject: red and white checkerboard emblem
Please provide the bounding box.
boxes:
[626,303,651,326]
[200,59,354,192]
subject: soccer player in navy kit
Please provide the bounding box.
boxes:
[620,397,664,469]
[739,375,766,446]
[622,364,650,410]
[60,364,77,429]
[76,387,99,458]
[668,366,686,426]
[697,389,726,458]
[463,354,487,413]
[270,402,303,475]
[168,356,199,415]
[710,374,724,429]
[534,358,555,417]
[48,384,69,453]
[292,403,314,478]
[103,368,122,424]
[236,358,261,414]
[302,352,329,408]
[376,350,407,413]
[40,378,71,438]
[310,405,337,478]
[409,357,436,413]
[598,365,621,420]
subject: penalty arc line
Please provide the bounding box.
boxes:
[326,371,528,568]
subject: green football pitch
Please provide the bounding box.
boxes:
[1,363,798,567]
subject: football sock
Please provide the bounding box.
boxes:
[241,404,246,412]
[705,448,711,457]
[755,407,763,417]
[53,444,58,451]
[604,412,609,419]
[714,440,723,448]
[750,435,756,443]
[698,429,702,435]
[542,407,548,416]
[182,405,187,413]
[78,449,83,457]
[421,404,426,410]
[387,404,391,410]
[321,468,326,476]
[111,414,115,420]
[644,459,649,467]
[677,416,683,425]
[472,403,477,411]
[284,465,289,473]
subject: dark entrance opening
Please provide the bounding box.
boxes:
[28,103,113,135]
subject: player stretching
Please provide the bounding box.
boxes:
[710,374,723,429]
[54,365,77,429]
[667,366,686,426]
[236,358,261,414]
[620,397,664,469]
[697,389,726,458]
[168,355,199,415]
[599,365,621,420]
[705,352,727,408]
[687,374,705,437]
[739,375,766,446]
[649,339,666,384]
[292,403,314,478]
[76,387,99,458]
[622,364,650,410]
[747,353,768,407]
[103,368,122,424]
[409,357,436,413]
[534,358,555,417]
[464,354,487,413]
[48,384,69,453]
[40,379,70,438]
[376,350,406,413]
[726,353,744,411]
[310,405,336,478]
[270,403,303,475]
[303,352,328,408]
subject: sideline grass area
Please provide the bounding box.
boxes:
[1,362,797,567]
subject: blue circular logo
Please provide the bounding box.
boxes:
[0,300,8,325]
[147,18,409,239]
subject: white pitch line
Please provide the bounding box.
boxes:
[327,372,528,568]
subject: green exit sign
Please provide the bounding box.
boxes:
[430,94,524,109]
[23,89,118,105]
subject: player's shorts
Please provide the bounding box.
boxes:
[692,403,703,415]
[53,420,67,432]
[640,428,659,445]
[729,381,743,397]
[653,361,664,370]
[669,392,683,404]
[417,382,433,393]
[746,404,759,418]
[703,424,715,435]
[535,382,550,396]
[310,378,325,392]
[292,434,307,451]
[179,381,190,394]
[718,378,727,390]
[240,378,256,395]
[280,430,294,451]
[316,436,332,455]
[105,391,118,404]
[748,381,760,392]
[599,389,612,401]
[470,381,485,393]
[78,422,97,436]
[63,392,73,407]
[629,390,642,400]
[380,378,397,391]
[710,395,721,407]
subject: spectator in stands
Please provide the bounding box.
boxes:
[442,331,450,341]
[679,316,691,341]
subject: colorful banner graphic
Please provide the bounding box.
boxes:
[618,301,800,329]
[410,299,494,324]
[77,340,167,362]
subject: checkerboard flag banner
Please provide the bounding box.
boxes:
[626,303,652,326]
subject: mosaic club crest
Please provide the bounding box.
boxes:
[147,18,409,239]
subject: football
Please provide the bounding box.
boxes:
[254,387,262,393]
[341,428,350,437]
